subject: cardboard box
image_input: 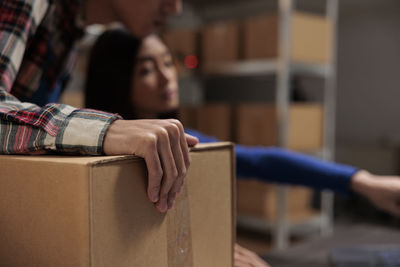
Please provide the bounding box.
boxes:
[289,103,324,150]
[236,103,323,151]
[237,180,318,223]
[236,104,278,147]
[243,12,332,63]
[179,104,233,142]
[0,143,235,267]
[201,21,240,70]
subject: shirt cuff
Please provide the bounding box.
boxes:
[55,108,121,155]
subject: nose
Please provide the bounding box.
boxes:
[158,67,169,87]
[162,0,182,15]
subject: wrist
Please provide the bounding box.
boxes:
[102,119,123,155]
[350,170,376,197]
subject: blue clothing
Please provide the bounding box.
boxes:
[185,128,358,195]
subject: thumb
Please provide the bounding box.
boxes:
[185,133,199,147]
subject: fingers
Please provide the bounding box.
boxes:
[155,128,178,213]
[185,133,199,147]
[103,119,192,213]
[143,138,163,203]
[155,120,189,213]
[169,120,190,195]
[234,244,270,267]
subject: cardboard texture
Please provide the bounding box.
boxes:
[236,103,323,151]
[243,12,332,63]
[201,21,240,70]
[0,143,235,267]
[237,180,318,223]
[243,14,279,60]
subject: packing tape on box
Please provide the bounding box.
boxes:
[167,184,194,267]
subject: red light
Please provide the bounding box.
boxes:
[184,55,198,69]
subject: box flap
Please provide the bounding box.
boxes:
[0,142,233,167]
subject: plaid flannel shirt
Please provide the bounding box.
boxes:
[0,0,120,155]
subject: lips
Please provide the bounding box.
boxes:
[161,89,176,100]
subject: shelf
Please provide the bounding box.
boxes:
[237,212,325,237]
[203,59,331,78]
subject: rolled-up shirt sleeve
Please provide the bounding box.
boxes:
[0,0,121,155]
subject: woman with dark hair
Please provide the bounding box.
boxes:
[85,29,400,219]
[86,29,178,120]
[86,29,142,120]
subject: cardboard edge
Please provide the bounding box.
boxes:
[191,142,236,265]
[189,142,234,152]
[88,165,94,267]
[230,144,237,266]
[189,142,236,266]
[192,142,236,264]
[88,155,143,166]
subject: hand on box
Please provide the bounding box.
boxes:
[351,170,400,217]
[234,244,270,267]
[103,119,198,213]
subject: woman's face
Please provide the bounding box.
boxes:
[132,35,179,118]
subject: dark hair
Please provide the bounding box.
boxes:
[85,29,142,119]
[85,29,178,120]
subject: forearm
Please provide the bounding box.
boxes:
[0,90,120,154]
[236,145,358,194]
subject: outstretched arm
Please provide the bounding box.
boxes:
[186,128,400,216]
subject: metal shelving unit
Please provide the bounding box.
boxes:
[201,0,339,250]
[272,0,339,249]
[203,59,330,77]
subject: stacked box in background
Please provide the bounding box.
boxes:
[237,180,318,223]
[236,103,323,150]
[180,104,233,142]
[242,13,279,60]
[243,12,332,63]
[197,11,332,70]
[179,103,323,151]
[201,21,240,70]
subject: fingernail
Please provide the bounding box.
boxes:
[168,199,175,210]
[162,202,168,212]
[152,194,159,203]
[158,201,167,213]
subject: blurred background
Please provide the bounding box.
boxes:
[61,0,400,262]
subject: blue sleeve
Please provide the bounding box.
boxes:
[185,128,358,195]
